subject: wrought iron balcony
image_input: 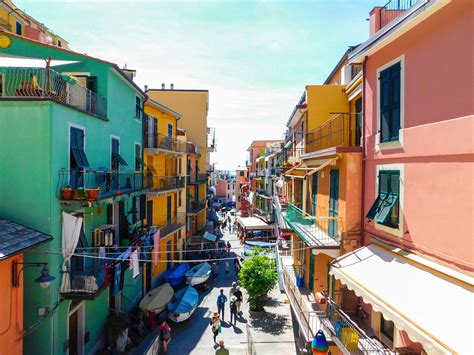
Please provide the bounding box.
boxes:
[60,257,108,300]
[0,67,107,118]
[187,199,207,214]
[187,173,207,185]
[155,213,186,238]
[380,0,419,28]
[284,203,342,248]
[186,142,200,155]
[58,169,149,202]
[148,175,185,194]
[145,132,186,154]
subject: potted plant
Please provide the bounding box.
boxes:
[86,187,101,201]
[73,187,87,200]
[61,186,73,200]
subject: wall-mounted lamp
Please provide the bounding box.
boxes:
[12,262,56,289]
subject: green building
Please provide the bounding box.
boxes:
[0,32,149,354]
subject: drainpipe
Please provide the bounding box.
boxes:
[360,56,368,246]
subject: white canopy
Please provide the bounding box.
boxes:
[236,217,273,231]
[330,243,474,355]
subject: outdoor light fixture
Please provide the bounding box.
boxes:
[12,261,56,289]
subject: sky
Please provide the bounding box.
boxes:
[16,0,376,170]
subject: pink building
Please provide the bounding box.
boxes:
[329,1,473,354]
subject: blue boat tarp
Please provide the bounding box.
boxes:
[168,286,199,314]
[203,231,217,243]
[185,262,212,278]
[244,241,276,249]
[163,263,190,286]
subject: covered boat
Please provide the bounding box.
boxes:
[167,285,199,323]
[139,283,174,314]
[163,263,190,287]
[185,262,212,285]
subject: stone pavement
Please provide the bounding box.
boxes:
[167,225,296,355]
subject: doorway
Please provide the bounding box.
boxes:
[308,253,315,293]
[68,301,85,355]
[328,170,339,238]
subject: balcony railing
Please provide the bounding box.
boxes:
[279,147,304,168]
[380,0,419,28]
[187,199,207,213]
[0,67,107,118]
[186,142,200,155]
[187,173,207,185]
[60,256,108,299]
[305,113,355,154]
[0,20,12,31]
[148,175,185,193]
[145,132,186,153]
[58,169,149,201]
[155,213,186,237]
[284,203,342,248]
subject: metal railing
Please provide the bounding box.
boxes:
[148,175,185,192]
[58,169,149,200]
[145,132,186,153]
[305,113,352,154]
[187,173,207,184]
[1,67,107,117]
[279,147,304,167]
[0,20,12,31]
[187,199,207,213]
[380,0,419,28]
[155,213,186,237]
[60,256,108,299]
[284,203,342,247]
[186,142,200,155]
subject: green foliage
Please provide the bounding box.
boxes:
[239,253,278,311]
[105,312,127,350]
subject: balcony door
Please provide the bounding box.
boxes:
[68,301,84,355]
[308,253,315,293]
[328,170,339,238]
[311,172,318,217]
[167,196,172,224]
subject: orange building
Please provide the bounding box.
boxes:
[0,218,51,354]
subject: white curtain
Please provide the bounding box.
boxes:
[60,212,83,292]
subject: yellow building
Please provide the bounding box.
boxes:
[147,87,212,235]
[0,0,68,47]
[143,99,186,278]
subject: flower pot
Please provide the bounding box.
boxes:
[86,188,100,201]
[61,188,73,200]
[115,191,122,197]
[73,188,87,200]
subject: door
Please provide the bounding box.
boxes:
[69,309,78,355]
[355,97,362,146]
[311,173,318,217]
[146,200,153,226]
[167,196,172,224]
[328,170,339,238]
[308,253,315,293]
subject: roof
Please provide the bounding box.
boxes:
[146,89,209,92]
[330,243,474,354]
[145,98,182,119]
[0,218,52,260]
[323,45,360,85]
[236,217,273,230]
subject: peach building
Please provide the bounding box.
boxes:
[329,1,473,354]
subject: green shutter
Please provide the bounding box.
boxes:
[140,195,146,220]
[390,64,401,140]
[375,194,399,223]
[366,195,385,220]
[380,68,391,142]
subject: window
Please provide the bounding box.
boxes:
[167,123,173,138]
[380,315,394,341]
[15,21,22,35]
[70,127,90,170]
[132,196,138,223]
[135,96,142,120]
[139,194,146,220]
[379,62,401,143]
[111,138,128,170]
[367,170,400,228]
[135,143,141,171]
[239,171,244,177]
[177,158,182,175]
[57,40,62,48]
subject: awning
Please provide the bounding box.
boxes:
[303,157,338,178]
[236,217,273,231]
[264,153,276,162]
[255,156,265,163]
[330,243,474,354]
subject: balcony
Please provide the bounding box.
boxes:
[58,169,149,203]
[186,142,200,156]
[0,67,107,118]
[145,131,186,155]
[284,203,342,248]
[187,173,207,185]
[380,0,419,28]
[281,266,392,354]
[187,199,207,214]
[207,127,216,152]
[280,147,304,169]
[60,257,108,300]
[155,213,186,238]
[147,175,185,195]
[305,113,361,157]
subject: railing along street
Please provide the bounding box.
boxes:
[380,0,419,28]
[1,67,107,117]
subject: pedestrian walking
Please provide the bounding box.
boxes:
[212,262,219,280]
[229,296,238,325]
[234,286,243,315]
[210,312,221,344]
[216,289,228,320]
[229,281,237,298]
[226,241,232,254]
[233,257,241,275]
[215,340,230,355]
[224,260,230,278]
[158,318,171,354]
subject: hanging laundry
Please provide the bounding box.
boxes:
[130,249,139,278]
[99,246,106,259]
[112,263,122,296]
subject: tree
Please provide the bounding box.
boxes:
[239,253,278,311]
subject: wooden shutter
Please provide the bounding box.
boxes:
[390,63,401,140]
[140,194,146,220]
[380,68,391,143]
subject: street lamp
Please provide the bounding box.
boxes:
[12,261,56,289]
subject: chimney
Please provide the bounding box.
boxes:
[170,83,174,90]
[161,83,165,90]
[144,85,148,92]
[369,7,383,36]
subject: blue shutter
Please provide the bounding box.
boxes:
[168,124,173,138]
[390,63,401,140]
[380,68,391,143]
